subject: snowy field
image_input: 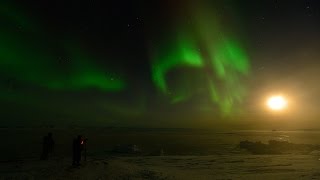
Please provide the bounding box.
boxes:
[1,154,320,179]
[1,128,320,179]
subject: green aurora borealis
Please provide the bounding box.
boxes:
[150,1,250,114]
[0,28,125,92]
[0,0,250,125]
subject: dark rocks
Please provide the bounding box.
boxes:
[239,140,320,154]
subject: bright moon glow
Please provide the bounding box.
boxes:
[267,96,287,110]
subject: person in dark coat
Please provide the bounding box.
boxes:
[41,132,55,160]
[72,135,84,166]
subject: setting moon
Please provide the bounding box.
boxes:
[267,96,287,111]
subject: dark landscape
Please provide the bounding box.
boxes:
[1,0,320,179]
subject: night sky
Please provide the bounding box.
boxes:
[1,0,320,128]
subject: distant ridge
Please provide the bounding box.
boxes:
[296,129,320,131]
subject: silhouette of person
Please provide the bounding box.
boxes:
[41,133,55,160]
[72,135,84,166]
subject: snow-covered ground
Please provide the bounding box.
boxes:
[1,154,320,179]
[1,128,320,179]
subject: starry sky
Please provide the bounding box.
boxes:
[1,0,320,128]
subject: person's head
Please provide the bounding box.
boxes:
[77,135,82,139]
